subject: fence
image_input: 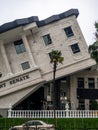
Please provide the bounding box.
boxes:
[8,109,98,118]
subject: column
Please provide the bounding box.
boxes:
[0,40,12,74]
[85,99,89,110]
[21,34,37,67]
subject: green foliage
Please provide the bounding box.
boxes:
[95,22,98,28]
[50,50,64,64]
[95,22,98,39]
[89,21,98,64]
[89,41,98,64]
[90,100,98,110]
[50,50,64,109]
[0,114,2,117]
[1,118,98,130]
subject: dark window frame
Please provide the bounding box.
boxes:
[64,26,74,37]
[47,84,51,96]
[88,78,95,88]
[43,34,52,46]
[21,61,30,70]
[14,39,26,54]
[78,99,85,110]
[77,78,84,88]
[71,43,80,54]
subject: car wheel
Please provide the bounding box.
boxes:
[23,126,30,130]
[40,129,46,130]
[11,128,17,130]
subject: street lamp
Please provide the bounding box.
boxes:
[60,96,69,118]
[60,96,69,110]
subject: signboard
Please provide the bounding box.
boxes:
[0,74,30,89]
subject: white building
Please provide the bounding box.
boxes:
[0,9,97,117]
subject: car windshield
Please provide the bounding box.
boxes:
[25,121,43,126]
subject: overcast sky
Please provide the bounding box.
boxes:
[0,0,97,45]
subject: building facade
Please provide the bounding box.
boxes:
[0,9,97,117]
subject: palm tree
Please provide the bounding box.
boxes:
[50,50,64,128]
[89,22,98,64]
[50,50,64,109]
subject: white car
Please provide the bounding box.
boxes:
[9,120,55,130]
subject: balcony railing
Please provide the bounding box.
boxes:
[8,109,98,118]
[77,88,98,99]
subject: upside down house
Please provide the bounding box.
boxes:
[0,9,97,117]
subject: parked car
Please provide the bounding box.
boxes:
[9,120,55,130]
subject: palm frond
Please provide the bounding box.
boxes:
[50,50,64,64]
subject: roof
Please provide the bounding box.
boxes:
[0,9,79,34]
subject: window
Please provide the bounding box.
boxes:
[71,43,80,54]
[14,39,26,54]
[47,84,51,96]
[21,61,30,70]
[43,34,52,46]
[78,99,85,110]
[77,78,84,88]
[64,26,74,37]
[26,121,42,126]
[88,78,95,88]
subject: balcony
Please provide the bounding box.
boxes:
[77,88,98,99]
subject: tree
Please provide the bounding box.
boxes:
[89,22,98,64]
[50,50,64,128]
[50,50,64,109]
[90,100,98,110]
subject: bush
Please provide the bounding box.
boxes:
[0,115,2,117]
[90,100,98,110]
[0,118,98,130]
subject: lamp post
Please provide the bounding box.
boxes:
[60,96,68,109]
[60,96,69,117]
[65,100,69,118]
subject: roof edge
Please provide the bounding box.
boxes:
[0,9,79,34]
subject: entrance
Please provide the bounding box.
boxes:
[13,87,44,110]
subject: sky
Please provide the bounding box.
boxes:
[0,0,97,45]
